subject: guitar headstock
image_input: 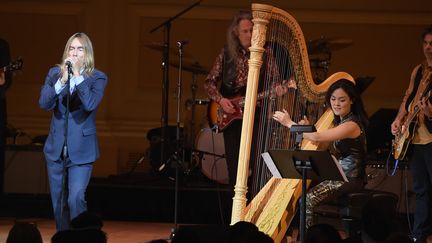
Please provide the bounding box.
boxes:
[3,58,23,72]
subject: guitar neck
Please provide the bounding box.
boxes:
[0,58,24,75]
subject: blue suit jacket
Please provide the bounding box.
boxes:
[39,66,108,164]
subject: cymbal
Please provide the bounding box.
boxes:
[170,61,209,75]
[307,37,353,54]
[144,42,193,58]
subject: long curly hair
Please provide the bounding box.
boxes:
[226,10,252,61]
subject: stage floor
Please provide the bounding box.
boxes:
[0,217,173,243]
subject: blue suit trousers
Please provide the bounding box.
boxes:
[46,158,93,231]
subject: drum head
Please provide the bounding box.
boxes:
[195,128,228,184]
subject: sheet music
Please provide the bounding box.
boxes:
[261,152,282,178]
[262,150,348,182]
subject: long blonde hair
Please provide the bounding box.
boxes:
[59,32,95,76]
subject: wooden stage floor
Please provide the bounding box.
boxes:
[0,217,173,243]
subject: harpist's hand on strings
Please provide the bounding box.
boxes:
[273,109,294,127]
[298,116,310,125]
[273,109,309,128]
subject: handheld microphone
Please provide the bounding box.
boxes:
[65,61,73,74]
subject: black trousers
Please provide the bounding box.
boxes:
[410,143,432,241]
[222,117,260,186]
[222,120,242,186]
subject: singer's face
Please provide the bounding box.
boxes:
[68,38,85,65]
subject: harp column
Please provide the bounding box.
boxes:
[231,4,272,224]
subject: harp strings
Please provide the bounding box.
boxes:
[249,12,323,196]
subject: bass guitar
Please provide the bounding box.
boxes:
[393,84,432,160]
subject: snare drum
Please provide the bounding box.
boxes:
[195,127,228,184]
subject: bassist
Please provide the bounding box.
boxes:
[391,25,432,243]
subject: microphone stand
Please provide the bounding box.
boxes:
[60,64,73,230]
[168,40,186,240]
[148,0,202,178]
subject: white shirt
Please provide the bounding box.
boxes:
[55,69,84,94]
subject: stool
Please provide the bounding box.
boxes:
[313,190,398,237]
[340,190,398,237]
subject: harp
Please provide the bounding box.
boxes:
[230,3,354,242]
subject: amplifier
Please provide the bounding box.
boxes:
[365,165,414,213]
[4,145,49,194]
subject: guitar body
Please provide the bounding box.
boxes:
[393,87,432,161]
[393,118,418,160]
[207,96,245,131]
[0,58,23,88]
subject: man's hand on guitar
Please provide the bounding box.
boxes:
[275,79,297,97]
[391,119,402,135]
[219,98,236,114]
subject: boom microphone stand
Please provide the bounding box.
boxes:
[148,0,202,177]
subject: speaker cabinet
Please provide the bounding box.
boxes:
[4,145,49,194]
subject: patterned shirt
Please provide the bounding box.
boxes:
[204,47,280,103]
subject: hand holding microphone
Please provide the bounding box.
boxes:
[65,60,73,74]
[60,59,76,85]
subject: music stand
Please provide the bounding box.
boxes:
[262,149,347,243]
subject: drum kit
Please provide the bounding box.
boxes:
[144,36,352,184]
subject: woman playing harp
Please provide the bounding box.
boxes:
[273,79,368,228]
[230,3,358,240]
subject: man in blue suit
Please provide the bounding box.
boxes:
[39,32,107,231]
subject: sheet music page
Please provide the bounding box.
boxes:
[261,152,282,178]
[331,154,348,182]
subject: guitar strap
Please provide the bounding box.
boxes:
[405,65,423,112]
[404,65,432,133]
[220,47,237,98]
